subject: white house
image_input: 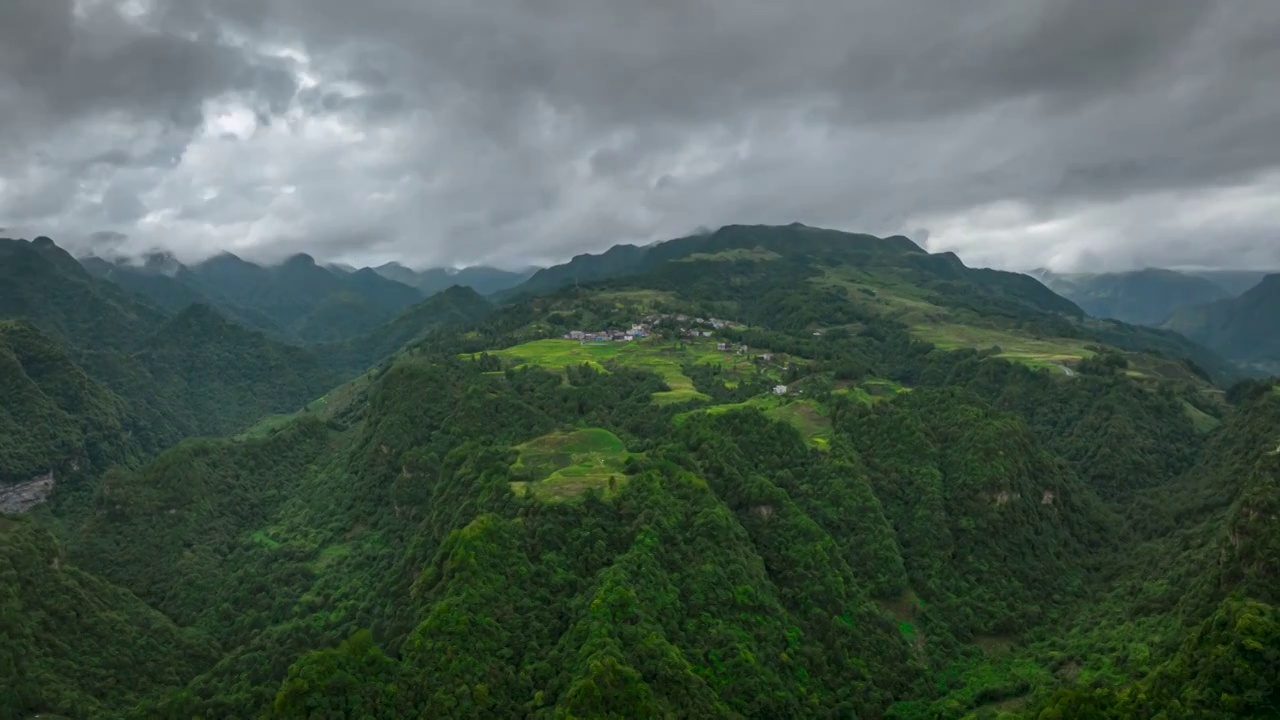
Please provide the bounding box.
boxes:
[773,384,788,395]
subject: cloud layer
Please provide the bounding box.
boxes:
[2,0,1278,271]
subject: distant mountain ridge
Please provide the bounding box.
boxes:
[1029,265,1279,374]
[1164,273,1280,374]
[0,236,342,460]
[1031,268,1232,326]
[372,261,536,296]
[80,251,533,343]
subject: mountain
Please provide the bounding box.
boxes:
[1,236,345,459]
[80,251,425,344]
[133,304,342,437]
[503,223,1236,383]
[318,285,494,375]
[0,321,135,488]
[8,224,1276,719]
[1190,270,1270,296]
[189,252,426,343]
[1165,273,1280,374]
[1032,267,1231,326]
[2,238,167,353]
[373,261,537,296]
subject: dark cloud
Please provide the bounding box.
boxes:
[1,0,1278,271]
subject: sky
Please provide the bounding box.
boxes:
[1,0,1278,272]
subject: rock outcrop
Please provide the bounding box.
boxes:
[0,471,55,514]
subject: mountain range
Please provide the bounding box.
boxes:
[1033,267,1279,374]
[80,251,528,345]
[1,224,1277,719]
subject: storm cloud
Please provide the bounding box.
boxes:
[1,0,1278,271]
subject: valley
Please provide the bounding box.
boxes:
[0,225,1276,719]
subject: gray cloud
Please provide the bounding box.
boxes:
[1,0,1278,272]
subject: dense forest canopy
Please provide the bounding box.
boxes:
[0,227,1276,719]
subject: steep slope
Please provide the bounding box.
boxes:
[85,251,430,343]
[1032,385,1280,718]
[1,237,166,353]
[1191,270,1270,296]
[134,304,342,437]
[3,238,344,448]
[1033,268,1230,326]
[188,252,426,343]
[0,517,214,720]
[1164,274,1280,374]
[0,322,135,489]
[81,253,287,336]
[318,285,494,375]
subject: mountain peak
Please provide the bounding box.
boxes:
[281,253,318,269]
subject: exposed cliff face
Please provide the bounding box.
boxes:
[0,471,55,514]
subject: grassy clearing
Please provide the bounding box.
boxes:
[676,395,834,448]
[310,543,352,572]
[510,428,634,501]
[912,322,1095,369]
[489,337,764,404]
[249,530,281,549]
[1183,401,1221,434]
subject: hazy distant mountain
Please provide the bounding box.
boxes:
[80,252,424,344]
[1187,270,1270,297]
[1165,273,1280,374]
[372,261,537,296]
[1031,268,1231,326]
[2,236,341,450]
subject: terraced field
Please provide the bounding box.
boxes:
[509,428,635,501]
[489,337,760,404]
[910,323,1095,372]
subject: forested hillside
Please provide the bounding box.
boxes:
[2,225,1275,719]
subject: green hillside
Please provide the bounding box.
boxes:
[2,225,1274,719]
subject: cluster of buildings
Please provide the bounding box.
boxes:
[563,324,650,343]
[561,313,742,345]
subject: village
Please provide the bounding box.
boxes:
[560,313,793,396]
[560,312,740,344]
